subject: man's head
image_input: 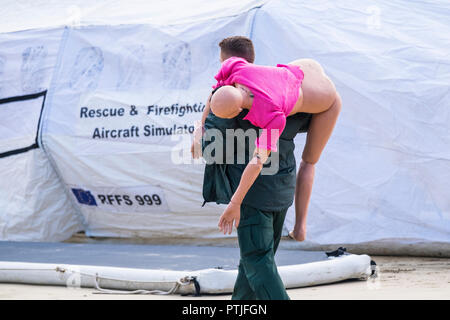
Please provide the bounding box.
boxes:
[210,85,244,119]
[219,36,255,63]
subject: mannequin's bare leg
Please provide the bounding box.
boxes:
[290,95,342,241]
[287,58,342,241]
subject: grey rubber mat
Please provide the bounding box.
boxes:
[0,241,329,271]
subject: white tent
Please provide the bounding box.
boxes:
[0,0,449,251]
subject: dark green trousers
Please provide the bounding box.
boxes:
[231,204,290,300]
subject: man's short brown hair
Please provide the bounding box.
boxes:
[219,36,255,63]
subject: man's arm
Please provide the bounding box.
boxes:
[201,92,213,127]
[218,148,270,234]
[218,114,286,234]
[230,148,270,204]
[191,92,213,159]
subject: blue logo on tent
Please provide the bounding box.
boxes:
[71,188,97,206]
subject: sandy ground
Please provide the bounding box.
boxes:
[0,256,448,300]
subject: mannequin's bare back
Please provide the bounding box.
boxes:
[288,58,337,115]
[233,59,337,115]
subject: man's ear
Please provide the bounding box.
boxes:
[220,51,231,63]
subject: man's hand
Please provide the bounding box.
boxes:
[289,225,306,242]
[218,201,241,235]
[191,139,202,159]
[191,121,203,159]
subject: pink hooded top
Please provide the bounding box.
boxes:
[213,56,304,152]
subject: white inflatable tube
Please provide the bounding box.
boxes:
[0,254,372,294]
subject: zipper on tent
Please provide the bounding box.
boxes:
[38,25,89,234]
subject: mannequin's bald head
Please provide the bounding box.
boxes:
[210,85,244,119]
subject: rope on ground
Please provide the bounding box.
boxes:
[54,266,201,295]
[0,266,201,295]
[92,273,197,295]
